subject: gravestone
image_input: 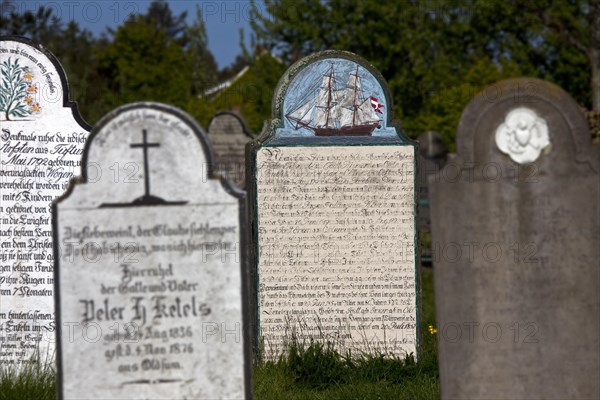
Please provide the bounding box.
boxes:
[53,103,250,399]
[416,131,447,265]
[207,112,253,189]
[430,78,600,399]
[248,51,419,359]
[0,36,90,367]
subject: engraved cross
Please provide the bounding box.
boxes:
[130,129,160,198]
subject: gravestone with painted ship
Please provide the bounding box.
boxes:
[248,51,419,359]
[0,36,89,367]
[53,103,250,399]
[430,78,600,399]
[207,112,254,189]
[416,131,447,265]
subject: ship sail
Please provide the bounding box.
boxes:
[338,71,360,109]
[334,106,354,127]
[313,74,333,127]
[355,97,380,124]
[287,100,313,127]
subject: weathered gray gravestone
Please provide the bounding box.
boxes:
[416,131,447,265]
[53,103,250,399]
[430,77,600,399]
[0,36,90,367]
[248,51,419,359]
[207,112,254,189]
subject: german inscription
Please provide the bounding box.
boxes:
[0,37,89,367]
[257,145,416,357]
[54,104,248,399]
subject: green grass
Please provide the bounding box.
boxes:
[0,268,438,399]
[253,340,438,400]
[253,267,439,400]
[0,354,55,400]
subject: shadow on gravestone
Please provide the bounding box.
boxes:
[416,131,447,266]
[52,103,251,399]
[207,112,254,190]
[246,50,420,360]
[430,77,600,400]
[0,36,90,369]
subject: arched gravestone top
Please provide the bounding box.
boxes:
[257,49,408,145]
[248,50,419,360]
[0,36,90,128]
[0,36,89,369]
[207,111,254,189]
[456,77,599,175]
[53,103,250,399]
[208,111,253,141]
[60,103,242,206]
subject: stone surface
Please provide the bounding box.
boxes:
[430,77,600,399]
[248,51,419,359]
[207,112,253,189]
[0,36,89,367]
[53,103,249,399]
[416,131,447,265]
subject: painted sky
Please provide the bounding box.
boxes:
[5,1,266,68]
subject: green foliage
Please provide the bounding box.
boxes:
[0,356,55,400]
[96,14,192,110]
[2,0,596,144]
[0,1,62,45]
[0,57,34,120]
[408,56,525,151]
[187,5,219,97]
[190,53,287,134]
[285,340,350,389]
[420,268,436,327]
[1,0,220,125]
[91,1,220,123]
[53,22,108,124]
[251,0,597,143]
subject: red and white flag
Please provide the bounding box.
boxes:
[370,96,384,114]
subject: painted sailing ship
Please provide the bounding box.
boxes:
[286,64,384,136]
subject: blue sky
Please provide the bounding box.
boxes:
[6,1,267,68]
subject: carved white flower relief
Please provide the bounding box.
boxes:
[495,107,550,164]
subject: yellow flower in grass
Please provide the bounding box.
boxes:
[428,324,437,335]
[31,103,41,113]
[25,96,33,104]
[27,84,37,93]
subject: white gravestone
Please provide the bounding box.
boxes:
[248,51,419,359]
[53,103,250,399]
[0,36,89,367]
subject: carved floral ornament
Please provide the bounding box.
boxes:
[495,107,551,164]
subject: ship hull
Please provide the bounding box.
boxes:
[314,124,378,136]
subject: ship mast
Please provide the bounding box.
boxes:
[351,65,359,127]
[325,64,334,128]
